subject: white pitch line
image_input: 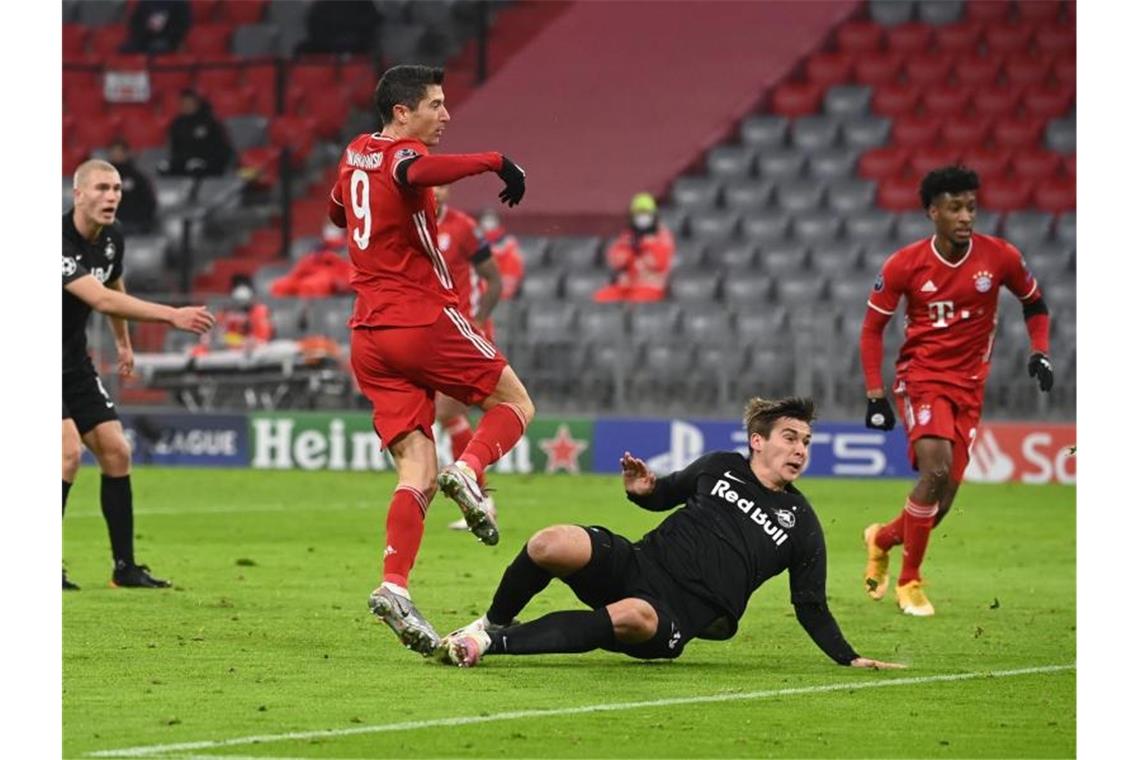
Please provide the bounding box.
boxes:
[87,664,1074,758]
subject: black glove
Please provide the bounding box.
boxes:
[496,155,526,207]
[865,396,896,431]
[1028,352,1054,392]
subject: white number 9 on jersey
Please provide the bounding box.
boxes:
[350,169,371,250]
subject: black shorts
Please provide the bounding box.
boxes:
[62,360,119,435]
[562,525,722,660]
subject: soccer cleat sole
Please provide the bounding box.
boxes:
[368,592,440,656]
[438,468,499,546]
[862,524,890,601]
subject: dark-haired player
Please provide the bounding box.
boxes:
[437,397,903,671]
[326,64,534,655]
[64,159,215,590]
[860,165,1054,616]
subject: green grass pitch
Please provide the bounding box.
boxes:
[63,468,1075,758]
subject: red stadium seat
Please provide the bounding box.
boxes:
[290,63,340,93]
[1051,56,1075,86]
[290,197,332,237]
[973,83,1023,119]
[903,51,953,87]
[979,175,1033,211]
[922,84,972,117]
[1035,21,1075,53]
[886,23,934,55]
[891,114,942,149]
[910,145,963,176]
[240,146,281,188]
[88,26,127,59]
[63,25,89,59]
[859,146,912,182]
[769,81,823,118]
[934,21,984,54]
[1011,148,1062,181]
[961,145,1013,181]
[218,0,267,24]
[64,83,108,117]
[119,111,168,149]
[877,175,920,211]
[268,115,318,164]
[954,52,1003,86]
[1017,0,1063,22]
[853,51,903,87]
[189,0,222,23]
[75,117,123,151]
[1004,52,1052,87]
[1033,176,1075,213]
[992,116,1044,151]
[871,81,920,118]
[149,67,195,95]
[837,20,884,54]
[301,87,351,141]
[184,24,233,57]
[806,51,854,87]
[64,144,88,177]
[196,66,243,94]
[1061,153,1075,179]
[967,1,1012,23]
[1021,82,1074,119]
[984,20,1037,55]
[210,86,256,118]
[942,115,994,149]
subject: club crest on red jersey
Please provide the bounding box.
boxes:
[917,404,933,426]
[973,270,993,293]
[438,232,451,251]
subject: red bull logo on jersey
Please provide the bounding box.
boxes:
[710,478,789,546]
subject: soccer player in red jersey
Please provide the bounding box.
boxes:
[859,166,1054,616]
[432,184,507,531]
[326,65,533,655]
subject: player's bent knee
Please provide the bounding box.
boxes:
[98,439,133,476]
[608,599,658,644]
[526,525,587,572]
[62,447,81,481]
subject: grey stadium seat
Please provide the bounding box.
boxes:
[671,176,721,210]
[807,147,860,180]
[232,23,281,57]
[196,176,245,210]
[722,273,775,305]
[740,209,791,243]
[549,237,601,269]
[657,207,688,236]
[706,145,756,179]
[673,238,707,267]
[289,235,321,260]
[736,307,789,345]
[1044,280,1076,308]
[842,116,892,150]
[688,210,740,243]
[630,303,682,343]
[526,301,577,338]
[153,177,196,213]
[917,0,964,26]
[1027,243,1072,285]
[791,210,842,244]
[225,115,269,152]
[811,242,862,276]
[268,0,313,28]
[774,179,827,212]
[514,236,549,269]
[578,303,626,338]
[830,277,873,307]
[739,115,789,149]
[711,241,756,269]
[378,24,428,65]
[309,297,352,342]
[824,85,873,119]
[846,209,895,242]
[974,209,1001,236]
[895,211,932,243]
[775,273,827,305]
[520,268,563,301]
[76,0,124,25]
[1045,117,1076,154]
[827,178,878,213]
[1055,211,1076,247]
[722,178,775,211]
[681,303,732,342]
[135,147,166,177]
[861,243,895,272]
[757,149,807,180]
[791,116,842,152]
[1003,210,1055,251]
[758,242,809,274]
[252,262,291,296]
[668,266,721,302]
[266,298,306,339]
[869,0,914,25]
[123,236,168,289]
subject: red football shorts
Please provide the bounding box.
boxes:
[351,306,507,449]
[893,379,984,482]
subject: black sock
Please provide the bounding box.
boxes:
[63,480,72,516]
[486,544,554,626]
[100,474,135,566]
[488,608,614,655]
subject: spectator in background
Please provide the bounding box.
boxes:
[192,275,273,355]
[296,0,381,54]
[121,0,191,55]
[162,90,234,178]
[270,223,354,298]
[595,192,675,303]
[478,209,524,300]
[108,139,158,235]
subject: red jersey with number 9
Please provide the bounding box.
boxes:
[866,233,1041,389]
[331,132,459,328]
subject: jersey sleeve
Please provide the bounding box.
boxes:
[866,251,906,315]
[787,511,859,664]
[391,141,427,187]
[107,232,125,285]
[468,224,492,264]
[626,452,716,512]
[62,255,88,287]
[1000,240,1040,302]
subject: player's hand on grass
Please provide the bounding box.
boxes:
[1028,352,1054,392]
[865,396,896,431]
[117,346,135,378]
[172,305,216,334]
[496,155,526,207]
[620,451,656,495]
[849,657,906,670]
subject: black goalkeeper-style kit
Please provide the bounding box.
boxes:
[625,450,860,665]
[62,210,125,433]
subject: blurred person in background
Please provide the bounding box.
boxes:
[433,184,504,532]
[192,274,273,355]
[477,208,524,300]
[121,0,190,55]
[162,90,234,178]
[594,192,675,303]
[107,138,157,235]
[296,0,381,54]
[63,159,215,590]
[860,166,1054,617]
[270,223,354,298]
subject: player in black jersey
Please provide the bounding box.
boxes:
[63,159,214,590]
[436,396,903,669]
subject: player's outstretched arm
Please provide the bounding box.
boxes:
[401,153,526,206]
[849,656,906,670]
[66,275,215,334]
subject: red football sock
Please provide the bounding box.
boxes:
[382,486,428,588]
[875,512,906,551]
[898,497,939,586]
[444,415,474,464]
[459,403,526,485]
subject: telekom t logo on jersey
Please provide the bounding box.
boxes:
[928,300,955,328]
